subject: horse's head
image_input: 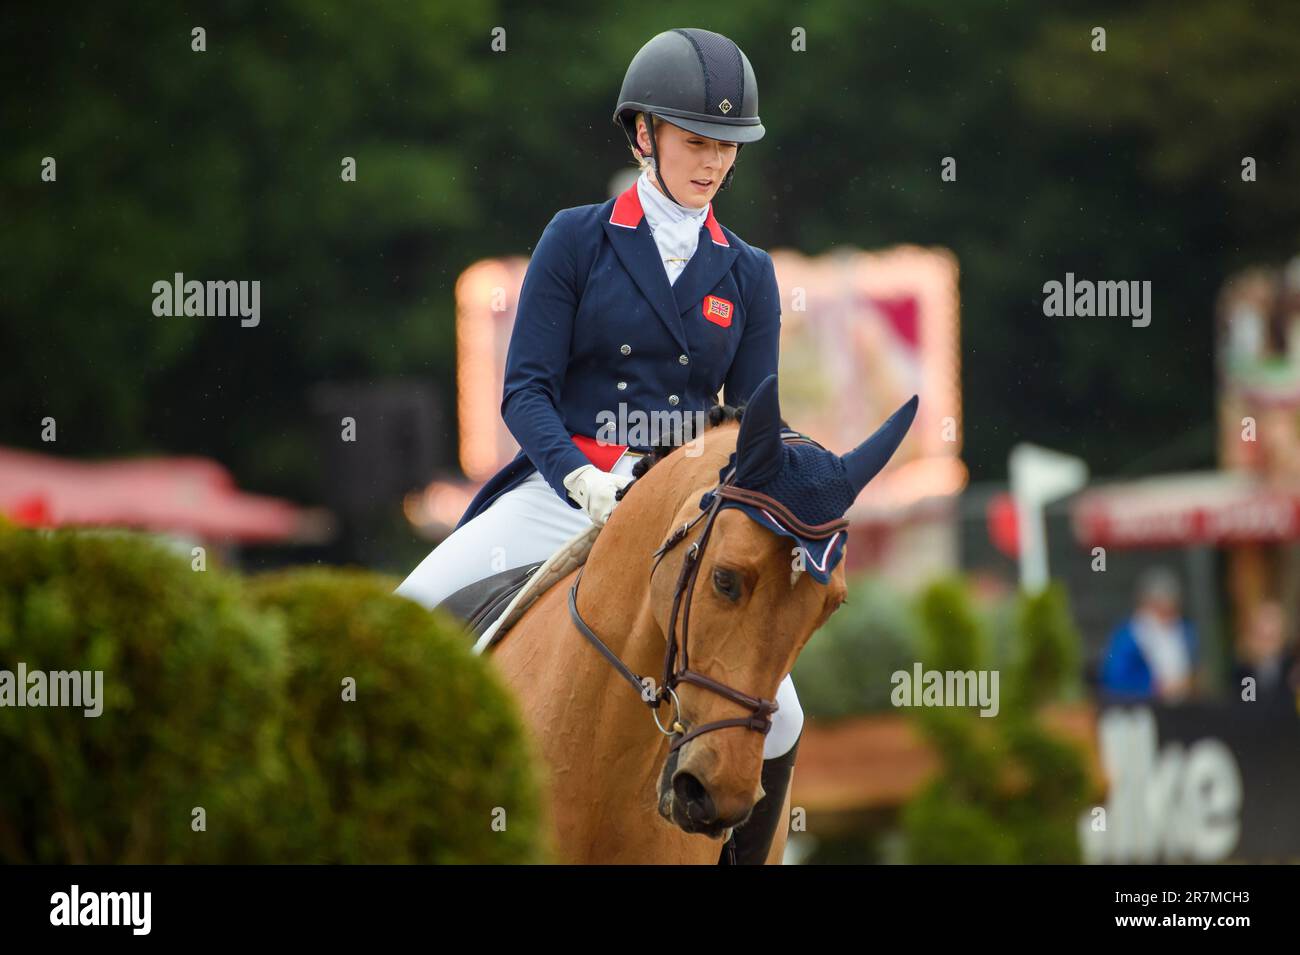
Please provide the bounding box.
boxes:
[621,375,918,838]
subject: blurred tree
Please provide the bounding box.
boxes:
[4,0,1295,521]
[0,525,549,862]
[793,574,920,718]
[902,579,1091,863]
[2,1,493,494]
[249,566,550,863]
[0,525,288,862]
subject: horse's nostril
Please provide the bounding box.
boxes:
[672,771,717,824]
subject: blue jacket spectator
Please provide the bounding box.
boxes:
[1100,567,1198,702]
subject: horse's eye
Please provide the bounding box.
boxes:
[712,568,741,601]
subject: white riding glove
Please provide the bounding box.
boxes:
[563,464,633,527]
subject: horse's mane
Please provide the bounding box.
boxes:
[614,400,794,501]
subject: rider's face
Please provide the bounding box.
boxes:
[637,117,737,209]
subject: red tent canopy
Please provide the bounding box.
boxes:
[0,447,309,543]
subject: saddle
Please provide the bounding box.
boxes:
[437,562,544,639]
[435,523,601,655]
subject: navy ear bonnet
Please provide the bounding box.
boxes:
[699,375,918,584]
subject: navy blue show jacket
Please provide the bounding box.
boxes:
[456,181,781,529]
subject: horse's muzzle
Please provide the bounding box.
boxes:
[657,748,755,838]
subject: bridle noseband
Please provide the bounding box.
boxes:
[568,436,848,754]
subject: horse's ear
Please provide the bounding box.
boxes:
[841,395,919,496]
[734,374,784,485]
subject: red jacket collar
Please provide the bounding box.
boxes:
[609,181,729,247]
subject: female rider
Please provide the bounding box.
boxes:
[397,28,800,864]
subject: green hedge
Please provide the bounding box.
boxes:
[0,527,286,863]
[249,568,549,864]
[793,576,921,718]
[0,526,548,863]
[901,579,1090,864]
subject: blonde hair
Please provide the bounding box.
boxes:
[629,111,657,174]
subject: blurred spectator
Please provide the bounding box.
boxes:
[1230,600,1300,711]
[1100,567,1198,703]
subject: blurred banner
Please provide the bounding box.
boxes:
[767,246,960,464]
[1082,703,1300,864]
[1073,470,1300,547]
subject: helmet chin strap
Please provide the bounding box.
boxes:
[633,113,743,203]
[718,144,741,191]
[645,116,681,206]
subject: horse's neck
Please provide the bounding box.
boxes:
[566,449,724,731]
[578,479,685,676]
[512,446,736,860]
[555,503,676,788]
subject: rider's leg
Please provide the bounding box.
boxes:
[764,674,804,760]
[394,470,591,611]
[395,455,639,611]
[721,673,804,864]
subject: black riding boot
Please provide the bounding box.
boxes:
[718,730,802,865]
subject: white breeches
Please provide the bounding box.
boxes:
[394,456,803,759]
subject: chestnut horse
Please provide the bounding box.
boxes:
[486,376,915,864]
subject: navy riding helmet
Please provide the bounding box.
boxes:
[613,28,765,203]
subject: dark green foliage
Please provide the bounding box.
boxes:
[1008,583,1083,711]
[793,576,920,717]
[0,526,287,863]
[6,0,1296,512]
[913,706,1004,806]
[248,567,549,864]
[791,570,1093,862]
[902,580,1092,863]
[0,527,549,863]
[914,578,986,675]
[902,786,1020,866]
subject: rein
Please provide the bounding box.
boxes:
[568,435,848,754]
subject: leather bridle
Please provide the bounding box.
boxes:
[568,436,849,754]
